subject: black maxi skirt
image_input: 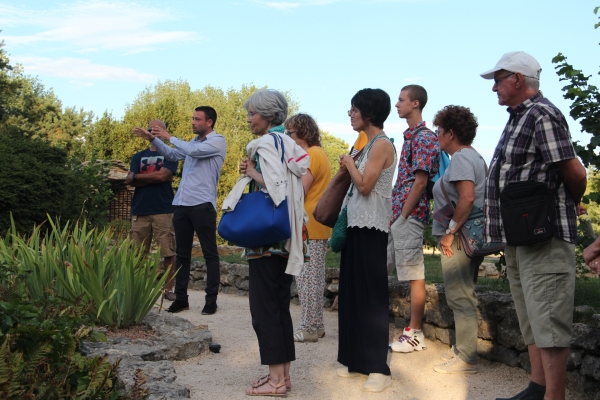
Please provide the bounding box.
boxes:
[337,226,391,375]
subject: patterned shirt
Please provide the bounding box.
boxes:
[391,122,440,224]
[484,92,578,244]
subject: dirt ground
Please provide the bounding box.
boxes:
[172,291,584,400]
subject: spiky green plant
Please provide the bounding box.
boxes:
[1,216,170,328]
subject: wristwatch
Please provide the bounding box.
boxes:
[132,173,137,181]
[445,228,454,235]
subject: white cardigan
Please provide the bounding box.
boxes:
[222,133,309,276]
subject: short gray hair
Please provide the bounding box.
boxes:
[524,76,540,91]
[244,89,288,126]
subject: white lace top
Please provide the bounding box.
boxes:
[346,136,397,232]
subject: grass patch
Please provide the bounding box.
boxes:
[574,279,600,308]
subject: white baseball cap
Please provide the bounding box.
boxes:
[480,51,542,80]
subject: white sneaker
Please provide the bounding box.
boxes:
[440,345,458,362]
[389,327,427,353]
[363,373,392,392]
[336,366,360,378]
[433,356,478,374]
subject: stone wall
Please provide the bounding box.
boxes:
[188,260,600,397]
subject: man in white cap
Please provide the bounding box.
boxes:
[481,52,586,400]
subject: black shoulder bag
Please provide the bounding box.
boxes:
[495,156,556,246]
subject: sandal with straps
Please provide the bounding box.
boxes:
[252,375,291,391]
[246,377,287,397]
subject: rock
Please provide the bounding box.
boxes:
[290,280,298,298]
[424,303,454,329]
[571,323,600,353]
[567,370,587,393]
[476,339,520,367]
[323,296,333,308]
[422,323,436,340]
[116,359,190,399]
[497,324,526,351]
[190,270,204,280]
[478,262,499,277]
[518,351,531,373]
[327,283,339,293]
[235,279,249,291]
[477,292,515,322]
[189,280,204,291]
[568,349,584,371]
[477,312,496,340]
[582,355,600,380]
[325,268,340,280]
[82,309,209,399]
[435,327,455,345]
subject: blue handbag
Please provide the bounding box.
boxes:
[218,191,291,248]
[218,132,291,248]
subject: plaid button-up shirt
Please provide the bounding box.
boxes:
[484,92,578,244]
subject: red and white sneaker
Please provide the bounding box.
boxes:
[389,327,427,353]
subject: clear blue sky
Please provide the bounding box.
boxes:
[1,0,599,163]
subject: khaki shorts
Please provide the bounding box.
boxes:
[131,213,175,258]
[505,237,575,348]
[387,215,425,280]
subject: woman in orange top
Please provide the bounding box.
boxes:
[285,113,332,343]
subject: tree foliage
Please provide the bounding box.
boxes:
[552,6,600,185]
[0,41,112,233]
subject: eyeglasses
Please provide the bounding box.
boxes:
[348,108,358,115]
[247,111,259,118]
[493,73,514,86]
[285,130,297,136]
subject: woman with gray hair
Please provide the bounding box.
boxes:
[228,89,309,396]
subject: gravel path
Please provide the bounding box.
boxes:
[173,290,583,400]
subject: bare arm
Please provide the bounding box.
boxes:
[340,140,394,196]
[400,170,428,219]
[125,168,173,187]
[439,180,476,257]
[556,158,587,205]
[302,169,314,196]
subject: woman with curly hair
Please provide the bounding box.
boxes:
[431,105,485,375]
[285,113,332,343]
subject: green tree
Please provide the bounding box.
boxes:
[321,131,349,176]
[552,7,600,182]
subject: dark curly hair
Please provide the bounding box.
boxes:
[284,113,321,147]
[432,105,479,145]
[351,88,391,129]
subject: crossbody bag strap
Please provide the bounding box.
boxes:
[407,126,433,165]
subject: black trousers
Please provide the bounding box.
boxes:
[172,203,220,303]
[249,255,296,365]
[338,227,390,375]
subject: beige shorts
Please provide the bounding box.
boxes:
[387,215,425,280]
[505,237,576,348]
[131,213,175,258]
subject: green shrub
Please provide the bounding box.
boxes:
[0,259,119,399]
[1,216,168,328]
[0,135,112,234]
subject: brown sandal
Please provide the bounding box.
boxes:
[246,378,287,397]
[252,375,291,391]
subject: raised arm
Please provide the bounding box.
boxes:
[340,139,394,196]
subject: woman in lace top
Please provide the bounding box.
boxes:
[336,88,397,393]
